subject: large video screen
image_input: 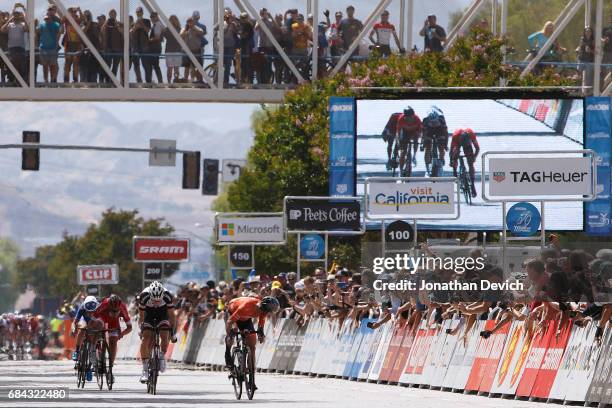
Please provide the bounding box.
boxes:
[356,98,585,231]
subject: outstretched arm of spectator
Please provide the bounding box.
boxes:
[368,28,376,45]
[392,29,402,51]
[419,19,427,37]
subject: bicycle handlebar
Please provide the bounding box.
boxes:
[142,326,172,332]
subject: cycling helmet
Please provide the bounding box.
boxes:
[259,296,280,314]
[108,294,121,308]
[428,106,443,120]
[403,106,415,117]
[83,296,99,312]
[149,281,164,300]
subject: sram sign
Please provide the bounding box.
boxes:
[133,237,190,262]
[486,155,596,200]
[77,264,118,285]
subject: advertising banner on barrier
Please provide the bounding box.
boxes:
[388,325,414,383]
[465,320,499,391]
[585,327,612,404]
[293,318,321,374]
[462,320,510,392]
[216,215,284,244]
[358,322,386,380]
[329,97,356,197]
[562,323,604,402]
[516,321,555,397]
[453,321,485,390]
[477,321,511,393]
[286,323,308,373]
[488,157,594,197]
[365,179,456,218]
[367,322,394,382]
[585,96,612,236]
[378,324,407,382]
[530,319,572,399]
[429,319,458,388]
[490,322,531,395]
[269,319,295,372]
[348,319,376,379]
[399,323,428,385]
[285,198,362,232]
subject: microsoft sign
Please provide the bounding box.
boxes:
[216,213,285,245]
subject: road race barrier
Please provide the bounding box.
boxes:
[117,317,612,405]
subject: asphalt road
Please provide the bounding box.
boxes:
[0,359,551,408]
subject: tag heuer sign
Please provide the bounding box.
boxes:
[133,237,190,263]
[493,172,506,183]
[488,156,594,198]
[285,198,361,232]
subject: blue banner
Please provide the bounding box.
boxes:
[585,97,611,236]
[329,97,356,196]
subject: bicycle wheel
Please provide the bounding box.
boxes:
[245,347,256,400]
[104,342,113,390]
[231,348,243,400]
[77,343,88,389]
[148,348,159,395]
[461,174,472,205]
[96,342,105,390]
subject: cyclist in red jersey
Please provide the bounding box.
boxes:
[93,294,132,369]
[395,107,423,176]
[450,128,480,197]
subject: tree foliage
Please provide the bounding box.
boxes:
[17,208,176,300]
[449,0,612,62]
[215,28,574,275]
[0,239,20,312]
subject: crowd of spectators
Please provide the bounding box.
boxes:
[0,3,611,89]
[126,239,612,346]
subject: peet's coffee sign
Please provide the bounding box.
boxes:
[285,199,361,232]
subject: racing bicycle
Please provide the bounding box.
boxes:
[390,130,417,178]
[93,329,113,391]
[75,329,112,390]
[457,155,473,205]
[423,135,444,178]
[228,329,256,400]
[142,322,172,395]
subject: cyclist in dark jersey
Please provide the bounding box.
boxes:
[421,106,449,173]
[450,128,480,197]
[137,281,177,383]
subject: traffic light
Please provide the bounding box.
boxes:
[22,131,40,171]
[202,159,219,195]
[182,152,201,189]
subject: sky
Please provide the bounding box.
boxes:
[0,101,259,280]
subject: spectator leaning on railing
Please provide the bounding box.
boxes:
[37,8,62,83]
[162,14,181,84]
[369,10,403,58]
[1,3,29,82]
[576,27,595,89]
